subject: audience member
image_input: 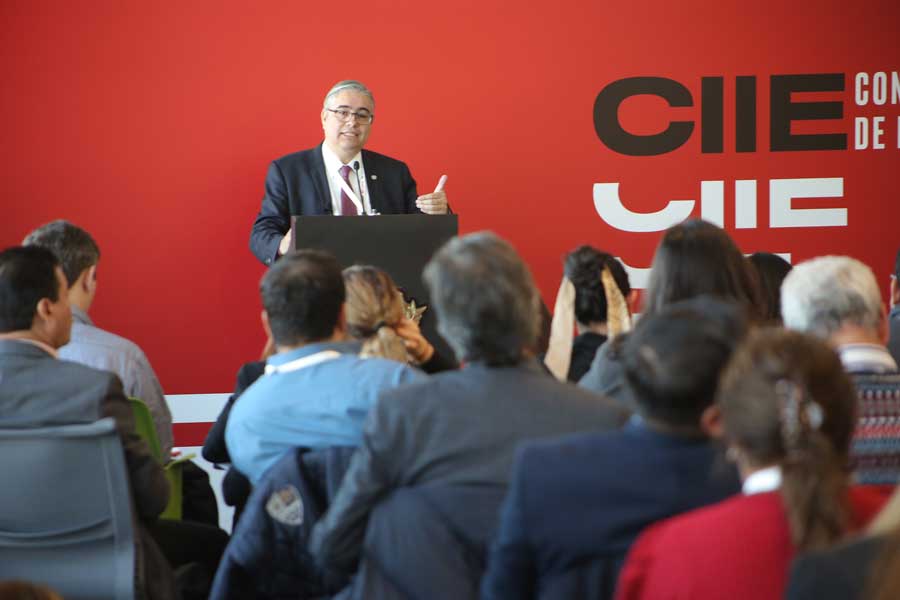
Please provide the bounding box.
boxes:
[787,484,900,600]
[202,360,265,525]
[310,232,630,587]
[782,255,900,484]
[889,248,900,365]
[482,297,744,600]
[580,219,762,408]
[22,220,173,456]
[544,246,633,382]
[0,246,175,599]
[616,328,887,600]
[224,250,426,484]
[748,252,792,324]
[343,264,454,372]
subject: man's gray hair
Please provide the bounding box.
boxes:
[781,255,883,339]
[423,232,540,366]
[323,80,375,108]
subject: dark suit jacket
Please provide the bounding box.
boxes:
[890,305,900,368]
[0,339,173,599]
[309,359,630,576]
[481,420,741,600]
[786,535,887,600]
[249,144,421,264]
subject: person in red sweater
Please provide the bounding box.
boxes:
[616,328,888,600]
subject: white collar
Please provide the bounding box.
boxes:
[321,143,362,175]
[264,349,341,375]
[838,343,898,374]
[742,465,782,495]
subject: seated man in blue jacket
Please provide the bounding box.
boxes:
[225,249,425,485]
[481,297,745,600]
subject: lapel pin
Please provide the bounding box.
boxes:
[370,174,378,180]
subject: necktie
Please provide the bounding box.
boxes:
[338,165,359,216]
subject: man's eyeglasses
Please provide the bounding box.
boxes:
[326,108,374,124]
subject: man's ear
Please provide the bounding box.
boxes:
[334,304,347,337]
[82,265,98,295]
[34,297,54,326]
[627,289,641,315]
[700,404,725,439]
[261,310,273,341]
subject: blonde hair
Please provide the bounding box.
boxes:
[343,265,407,363]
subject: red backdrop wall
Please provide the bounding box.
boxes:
[2,0,898,393]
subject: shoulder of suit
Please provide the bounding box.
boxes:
[273,146,322,167]
[362,148,408,169]
[54,356,122,388]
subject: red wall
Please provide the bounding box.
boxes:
[2,1,899,393]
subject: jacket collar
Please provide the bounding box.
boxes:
[0,338,58,359]
[71,306,93,326]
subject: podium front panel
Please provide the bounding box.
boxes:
[291,214,459,364]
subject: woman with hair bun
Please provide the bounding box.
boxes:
[343,265,453,372]
[616,328,888,600]
[544,246,634,382]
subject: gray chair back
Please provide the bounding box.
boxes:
[0,418,135,600]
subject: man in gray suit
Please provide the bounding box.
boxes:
[310,232,630,584]
[0,246,175,598]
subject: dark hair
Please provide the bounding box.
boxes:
[424,232,539,366]
[623,296,748,427]
[749,252,792,324]
[718,328,856,552]
[564,245,630,325]
[343,265,407,362]
[23,220,100,287]
[644,220,762,321]
[260,250,345,347]
[0,246,62,333]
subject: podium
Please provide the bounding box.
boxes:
[291,214,459,364]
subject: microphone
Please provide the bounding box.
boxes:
[352,161,367,215]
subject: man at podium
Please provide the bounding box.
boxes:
[249,80,450,265]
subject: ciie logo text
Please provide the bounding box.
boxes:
[591,72,899,233]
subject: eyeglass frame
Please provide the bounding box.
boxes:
[325,108,374,125]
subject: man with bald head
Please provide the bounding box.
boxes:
[249,80,450,265]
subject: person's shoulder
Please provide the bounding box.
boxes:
[52,357,122,395]
[361,148,408,170]
[66,322,146,360]
[273,146,322,167]
[515,429,622,480]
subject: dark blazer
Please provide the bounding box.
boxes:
[210,446,356,600]
[786,535,887,600]
[203,360,266,522]
[309,360,631,577]
[249,145,421,264]
[889,305,900,366]
[578,334,636,413]
[344,484,509,600]
[481,420,741,600]
[0,339,173,599]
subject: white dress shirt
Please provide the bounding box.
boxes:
[321,144,372,215]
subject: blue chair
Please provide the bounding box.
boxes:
[0,418,135,599]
